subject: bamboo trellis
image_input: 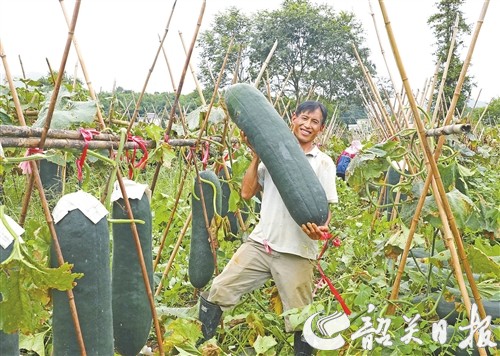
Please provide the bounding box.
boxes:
[356,1,495,354]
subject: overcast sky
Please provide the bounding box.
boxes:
[1,0,498,103]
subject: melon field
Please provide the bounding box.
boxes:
[1,1,499,355]
[0,74,498,356]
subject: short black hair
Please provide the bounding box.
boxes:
[295,101,328,125]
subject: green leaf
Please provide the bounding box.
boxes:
[20,331,48,356]
[466,245,500,276]
[185,105,225,131]
[33,88,97,129]
[385,224,424,251]
[253,335,277,355]
[473,238,500,258]
[0,241,81,334]
[353,284,373,306]
[163,318,201,354]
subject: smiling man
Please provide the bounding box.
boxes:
[198,101,338,355]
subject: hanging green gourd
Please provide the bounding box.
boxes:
[111,180,153,356]
[189,170,221,289]
[51,191,113,356]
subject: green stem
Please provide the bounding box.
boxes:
[2,153,50,164]
[87,150,116,165]
[108,218,145,225]
[0,205,22,264]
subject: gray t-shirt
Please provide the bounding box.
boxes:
[249,145,338,259]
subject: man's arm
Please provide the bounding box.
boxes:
[241,153,262,200]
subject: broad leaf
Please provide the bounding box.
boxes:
[33,88,97,129]
[0,240,81,334]
[466,245,500,276]
[253,335,277,355]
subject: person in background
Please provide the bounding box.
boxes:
[336,139,362,180]
[198,101,338,356]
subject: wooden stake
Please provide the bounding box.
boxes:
[152,0,206,193]
[126,0,179,134]
[254,39,278,88]
[179,31,206,105]
[58,0,107,130]
[1,38,88,356]
[378,3,492,352]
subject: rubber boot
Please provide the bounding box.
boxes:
[198,294,223,342]
[294,331,313,356]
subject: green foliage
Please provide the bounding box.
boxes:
[0,69,498,355]
[197,0,372,112]
[32,87,97,129]
[197,7,253,93]
[427,0,473,111]
[469,96,500,127]
[0,236,81,334]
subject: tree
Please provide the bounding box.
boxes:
[251,0,373,105]
[197,7,253,93]
[428,0,472,116]
[470,96,500,127]
[197,0,374,117]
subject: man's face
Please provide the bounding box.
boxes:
[291,108,324,144]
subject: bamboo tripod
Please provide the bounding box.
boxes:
[359,1,495,354]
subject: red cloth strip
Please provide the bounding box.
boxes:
[316,231,351,315]
[76,128,99,182]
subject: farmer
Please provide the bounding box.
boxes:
[336,139,362,180]
[198,101,338,355]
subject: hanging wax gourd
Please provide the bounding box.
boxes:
[189,170,221,289]
[51,191,113,356]
[111,181,153,356]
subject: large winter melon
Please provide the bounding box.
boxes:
[112,191,153,356]
[224,83,328,226]
[51,192,113,356]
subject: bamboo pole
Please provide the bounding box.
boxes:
[472,99,490,135]
[58,0,106,130]
[18,54,26,79]
[38,0,82,149]
[155,212,192,296]
[152,166,190,271]
[0,137,152,150]
[18,0,81,245]
[7,93,33,225]
[378,5,491,351]
[125,0,178,134]
[273,67,293,107]
[231,46,242,85]
[254,39,278,88]
[158,35,188,135]
[114,169,164,356]
[387,0,491,324]
[163,0,205,141]
[179,31,206,105]
[368,0,411,129]
[430,15,460,128]
[0,38,88,356]
[425,123,471,137]
[427,0,492,322]
[425,61,441,114]
[151,0,206,194]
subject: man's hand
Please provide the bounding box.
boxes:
[240,131,257,156]
[301,222,329,241]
